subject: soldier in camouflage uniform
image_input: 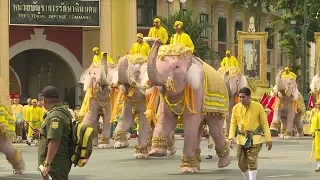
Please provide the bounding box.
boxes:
[36,86,73,180]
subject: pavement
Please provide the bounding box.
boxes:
[0,136,319,180]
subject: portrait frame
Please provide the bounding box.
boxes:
[237,31,268,90]
[314,32,320,72]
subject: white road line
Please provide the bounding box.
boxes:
[119,161,139,164]
[266,174,293,178]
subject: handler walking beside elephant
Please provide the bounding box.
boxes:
[229,87,272,180]
[311,99,320,172]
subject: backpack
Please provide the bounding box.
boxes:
[55,107,94,168]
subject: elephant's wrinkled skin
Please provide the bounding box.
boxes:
[270,69,305,139]
[310,59,320,98]
[147,40,231,173]
[81,55,119,148]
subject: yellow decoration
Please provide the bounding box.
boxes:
[226,51,231,54]
[126,54,148,64]
[127,87,136,97]
[0,78,15,139]
[218,66,242,80]
[157,44,192,60]
[145,88,159,125]
[137,33,144,38]
[51,122,59,129]
[281,71,297,80]
[110,91,124,123]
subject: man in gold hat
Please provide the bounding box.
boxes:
[130,33,151,56]
[220,50,239,67]
[25,99,44,146]
[148,18,168,45]
[170,21,195,53]
[281,67,297,80]
[311,99,320,172]
[92,47,116,66]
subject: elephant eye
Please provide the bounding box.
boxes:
[175,66,179,68]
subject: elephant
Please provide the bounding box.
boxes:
[147,40,231,173]
[218,66,248,137]
[310,59,320,100]
[0,77,25,174]
[80,54,119,148]
[269,69,305,139]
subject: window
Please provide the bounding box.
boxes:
[234,21,243,44]
[218,17,227,42]
[267,50,271,65]
[200,14,209,39]
[137,0,157,27]
[265,28,274,49]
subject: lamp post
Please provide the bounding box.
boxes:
[302,0,309,103]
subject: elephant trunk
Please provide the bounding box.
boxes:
[118,57,129,85]
[147,40,167,86]
[276,69,285,91]
[100,54,110,86]
[224,73,232,99]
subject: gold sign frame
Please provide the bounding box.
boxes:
[315,32,320,72]
[237,31,268,90]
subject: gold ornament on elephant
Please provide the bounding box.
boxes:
[134,144,148,154]
[151,136,167,149]
[113,130,127,141]
[98,136,110,144]
[215,141,230,157]
[145,88,158,125]
[180,155,198,169]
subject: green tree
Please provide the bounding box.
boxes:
[157,10,221,61]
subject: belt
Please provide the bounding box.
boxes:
[237,126,264,148]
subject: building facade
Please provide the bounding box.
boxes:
[0,0,314,107]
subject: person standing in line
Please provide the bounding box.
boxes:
[228,87,272,180]
[12,98,24,143]
[25,99,44,146]
[311,99,320,172]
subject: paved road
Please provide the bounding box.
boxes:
[0,137,319,180]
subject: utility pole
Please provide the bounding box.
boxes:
[302,0,309,103]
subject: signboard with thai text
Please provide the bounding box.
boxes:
[10,0,100,27]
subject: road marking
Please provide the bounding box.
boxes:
[266,174,293,178]
[119,161,139,164]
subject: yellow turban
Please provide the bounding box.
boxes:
[137,33,144,38]
[32,99,37,103]
[154,18,160,23]
[284,67,289,71]
[174,21,183,28]
[92,47,99,52]
[226,51,231,55]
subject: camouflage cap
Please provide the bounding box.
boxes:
[41,86,59,98]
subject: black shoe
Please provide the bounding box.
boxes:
[315,167,320,172]
[206,155,212,159]
[26,141,31,146]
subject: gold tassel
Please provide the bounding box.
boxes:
[128,87,135,97]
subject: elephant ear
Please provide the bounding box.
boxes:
[239,75,248,88]
[186,62,202,90]
[83,69,93,92]
[292,87,299,101]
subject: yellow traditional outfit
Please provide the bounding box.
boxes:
[0,78,15,139]
[148,18,169,45]
[92,47,116,67]
[130,33,151,56]
[281,67,297,80]
[170,21,195,53]
[25,99,43,143]
[311,101,320,171]
[220,51,239,67]
[229,100,272,178]
[12,103,24,140]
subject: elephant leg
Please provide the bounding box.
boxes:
[0,135,25,174]
[270,109,281,131]
[284,110,295,140]
[147,122,155,151]
[179,113,202,174]
[279,116,286,139]
[167,130,176,155]
[294,113,304,137]
[149,103,176,157]
[98,104,112,149]
[134,110,149,159]
[114,104,134,149]
[207,115,231,169]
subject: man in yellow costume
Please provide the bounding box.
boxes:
[92,47,116,66]
[221,51,239,67]
[25,99,44,146]
[281,67,297,80]
[130,33,151,56]
[229,87,272,180]
[311,99,320,172]
[148,18,168,45]
[12,98,24,143]
[170,21,195,53]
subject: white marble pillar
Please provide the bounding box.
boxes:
[0,0,9,87]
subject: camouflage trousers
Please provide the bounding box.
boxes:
[237,143,262,172]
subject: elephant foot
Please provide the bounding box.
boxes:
[296,128,304,137]
[134,144,149,159]
[284,135,293,140]
[98,143,111,149]
[180,155,199,174]
[134,153,149,159]
[7,147,25,174]
[215,141,231,168]
[149,148,167,157]
[270,122,280,131]
[279,134,284,139]
[114,140,129,149]
[167,145,176,155]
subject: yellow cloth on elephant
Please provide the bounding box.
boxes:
[157,44,192,60]
[311,112,320,161]
[218,66,241,80]
[220,56,239,67]
[281,71,297,80]
[25,106,43,137]
[0,78,15,139]
[202,62,229,115]
[126,54,148,64]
